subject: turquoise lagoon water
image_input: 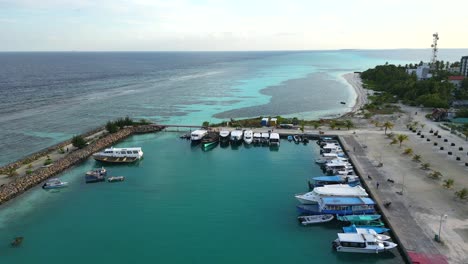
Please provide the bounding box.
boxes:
[0,133,403,263]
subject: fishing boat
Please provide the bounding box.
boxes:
[219,130,230,142]
[269,133,280,147]
[190,130,208,142]
[297,214,334,226]
[42,178,68,189]
[230,130,244,144]
[295,185,368,204]
[92,147,143,163]
[332,233,397,253]
[108,176,125,182]
[201,132,219,149]
[337,215,381,222]
[343,224,390,234]
[243,130,253,144]
[253,132,262,144]
[296,197,376,216]
[308,175,360,189]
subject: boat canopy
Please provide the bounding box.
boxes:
[312,176,343,182]
[321,197,375,206]
[191,130,207,136]
[269,133,280,140]
[314,185,368,197]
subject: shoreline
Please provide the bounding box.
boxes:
[342,72,368,116]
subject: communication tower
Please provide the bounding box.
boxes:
[431,33,439,69]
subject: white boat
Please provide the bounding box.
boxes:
[219,130,230,141]
[269,133,280,146]
[190,130,208,141]
[108,176,125,182]
[92,147,143,163]
[332,233,397,253]
[42,178,68,189]
[355,228,391,241]
[243,130,253,144]
[295,185,368,204]
[253,132,262,144]
[230,130,243,143]
[261,133,270,145]
[298,214,334,225]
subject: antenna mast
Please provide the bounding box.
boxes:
[431,32,439,69]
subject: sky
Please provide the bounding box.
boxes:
[0,0,467,51]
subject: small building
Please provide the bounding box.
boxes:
[270,118,278,126]
[261,117,269,127]
[461,56,468,77]
[431,108,448,121]
[406,64,432,80]
[448,76,465,88]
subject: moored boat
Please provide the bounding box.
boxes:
[108,176,125,182]
[343,224,390,234]
[219,130,230,142]
[92,147,143,163]
[293,135,302,143]
[201,132,219,149]
[337,214,381,222]
[332,233,397,253]
[243,130,253,144]
[230,130,244,144]
[287,135,293,141]
[190,130,208,142]
[308,175,360,189]
[42,178,68,189]
[269,133,280,147]
[253,132,262,145]
[295,184,368,204]
[296,197,376,216]
[85,168,106,183]
[353,228,391,241]
[297,214,334,226]
[261,132,269,145]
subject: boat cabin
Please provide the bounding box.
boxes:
[191,130,208,141]
[269,133,280,146]
[319,197,375,215]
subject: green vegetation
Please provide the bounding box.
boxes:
[44,155,53,166]
[26,169,33,175]
[106,116,151,133]
[421,162,431,170]
[344,120,354,130]
[390,138,398,145]
[6,168,18,177]
[397,134,409,147]
[361,64,455,108]
[403,148,413,155]
[455,188,468,200]
[412,154,421,162]
[71,135,87,149]
[58,147,65,154]
[428,170,442,179]
[202,121,210,127]
[442,179,454,189]
[382,121,394,135]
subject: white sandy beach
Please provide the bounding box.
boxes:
[342,73,369,115]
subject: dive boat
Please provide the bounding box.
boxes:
[230,130,244,144]
[296,197,376,216]
[332,233,397,253]
[253,133,262,144]
[201,132,219,149]
[343,224,390,235]
[269,133,280,147]
[42,178,68,189]
[295,185,368,204]
[219,130,230,142]
[108,176,125,182]
[243,130,253,144]
[261,133,270,145]
[308,175,360,189]
[92,147,143,163]
[190,130,208,142]
[297,214,334,226]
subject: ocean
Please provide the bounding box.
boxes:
[1,49,468,263]
[1,49,467,166]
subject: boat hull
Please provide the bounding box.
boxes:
[93,155,140,163]
[296,204,375,216]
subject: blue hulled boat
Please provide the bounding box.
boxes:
[343,224,390,234]
[308,175,360,190]
[296,197,376,216]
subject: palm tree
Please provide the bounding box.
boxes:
[382,121,394,135]
[397,134,409,147]
[373,120,381,128]
[429,170,442,179]
[443,179,454,189]
[412,154,421,162]
[421,163,431,170]
[403,148,413,155]
[420,124,426,130]
[330,121,337,130]
[455,188,468,200]
[344,120,354,130]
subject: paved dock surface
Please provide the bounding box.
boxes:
[340,135,447,264]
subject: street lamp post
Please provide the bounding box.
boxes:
[437,214,448,242]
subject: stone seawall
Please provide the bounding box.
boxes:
[0,127,105,174]
[0,125,163,205]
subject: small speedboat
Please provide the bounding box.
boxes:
[287,135,293,142]
[293,135,302,143]
[42,178,68,189]
[343,224,390,234]
[297,214,334,226]
[108,176,125,182]
[354,228,391,241]
[86,167,107,177]
[332,233,397,253]
[243,130,253,144]
[340,101,346,105]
